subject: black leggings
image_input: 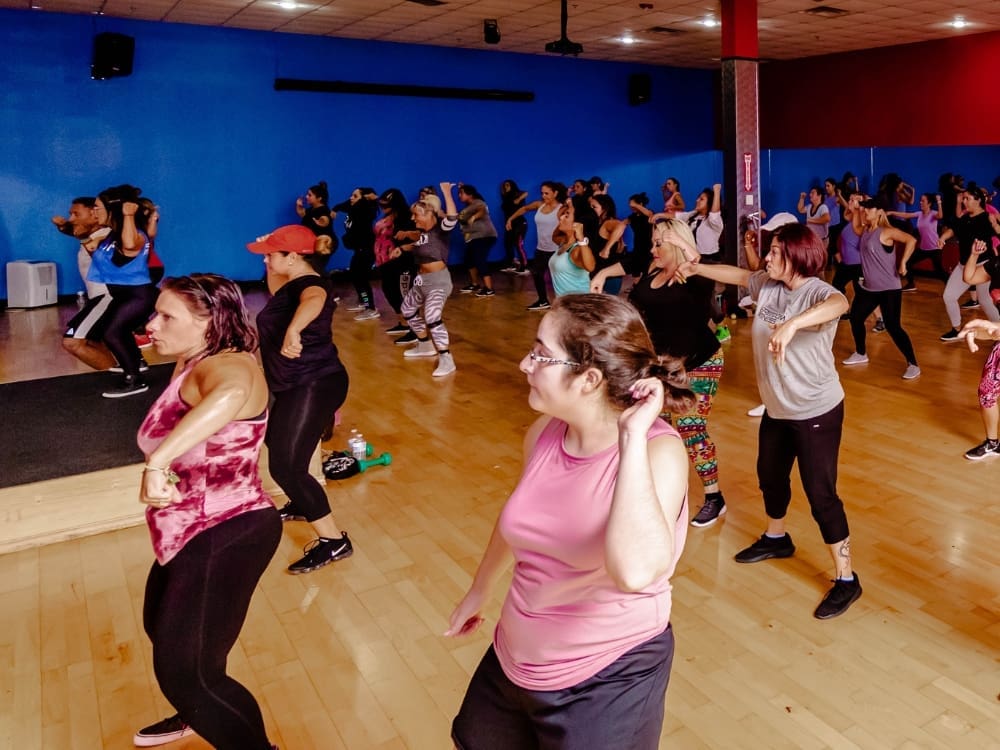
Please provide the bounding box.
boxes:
[105,283,158,377]
[379,254,413,314]
[349,247,375,308]
[831,262,862,295]
[757,402,849,544]
[503,222,527,268]
[266,370,349,521]
[530,250,554,303]
[849,286,917,365]
[144,508,281,750]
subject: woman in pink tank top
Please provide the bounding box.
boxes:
[447,294,694,750]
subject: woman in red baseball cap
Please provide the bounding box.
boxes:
[248,225,354,574]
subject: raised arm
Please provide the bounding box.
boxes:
[506,199,541,229]
[605,379,689,592]
[797,192,808,215]
[120,202,145,255]
[440,182,459,217]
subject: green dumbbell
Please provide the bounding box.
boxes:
[358,452,392,473]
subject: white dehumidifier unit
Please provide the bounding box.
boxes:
[6,261,58,308]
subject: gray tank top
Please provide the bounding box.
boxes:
[535,205,560,253]
[859,227,900,292]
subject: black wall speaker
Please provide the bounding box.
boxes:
[628,73,651,105]
[483,19,501,45]
[91,32,134,80]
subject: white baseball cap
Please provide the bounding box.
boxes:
[761,212,799,231]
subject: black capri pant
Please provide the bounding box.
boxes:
[266,369,349,521]
[465,236,497,278]
[757,401,850,544]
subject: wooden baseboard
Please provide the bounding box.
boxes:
[0,445,325,554]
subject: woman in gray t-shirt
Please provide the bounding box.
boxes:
[677,223,862,620]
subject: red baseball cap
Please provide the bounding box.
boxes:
[246,225,317,254]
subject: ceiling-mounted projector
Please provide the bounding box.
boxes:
[545,37,583,55]
[545,0,583,56]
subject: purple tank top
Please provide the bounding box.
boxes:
[859,227,901,292]
[839,226,862,266]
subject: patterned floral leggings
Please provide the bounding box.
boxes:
[668,352,723,490]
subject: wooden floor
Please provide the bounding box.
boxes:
[2,271,999,749]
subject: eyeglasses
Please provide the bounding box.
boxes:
[528,351,580,368]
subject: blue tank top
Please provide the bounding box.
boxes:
[87,234,152,286]
[548,247,591,297]
[859,227,900,292]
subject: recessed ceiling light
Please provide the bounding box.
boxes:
[950,16,968,29]
[700,17,718,28]
[276,1,300,9]
[619,35,637,45]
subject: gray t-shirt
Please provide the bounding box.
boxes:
[748,271,845,420]
[458,199,498,242]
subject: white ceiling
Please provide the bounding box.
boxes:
[2,0,998,68]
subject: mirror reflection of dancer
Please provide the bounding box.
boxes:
[135,274,279,750]
[394,183,459,377]
[247,225,353,574]
[677,223,862,619]
[447,294,693,749]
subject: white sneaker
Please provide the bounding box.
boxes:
[747,404,765,417]
[842,352,869,365]
[403,340,437,358]
[902,364,921,380]
[432,352,456,377]
[353,308,379,321]
[345,303,366,312]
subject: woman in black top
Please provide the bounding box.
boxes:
[332,186,379,319]
[606,192,654,283]
[938,184,1000,341]
[591,217,727,528]
[500,179,529,273]
[247,224,352,574]
[295,180,334,240]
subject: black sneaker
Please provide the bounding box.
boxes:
[690,496,726,527]
[734,533,795,563]
[394,330,418,345]
[459,284,479,293]
[475,288,496,297]
[873,318,886,333]
[965,439,1000,460]
[133,714,194,747]
[102,376,149,399]
[385,323,409,335]
[961,298,980,309]
[902,283,916,292]
[278,501,307,522]
[526,300,551,311]
[813,574,862,619]
[940,328,961,342]
[287,533,353,574]
[109,357,150,374]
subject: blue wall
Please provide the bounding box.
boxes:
[0,9,719,298]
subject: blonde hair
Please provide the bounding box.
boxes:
[653,218,696,264]
[412,194,442,215]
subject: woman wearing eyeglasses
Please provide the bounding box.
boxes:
[591,218,727,528]
[675,223,860,620]
[447,293,693,750]
[391,183,459,377]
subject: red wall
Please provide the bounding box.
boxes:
[760,30,1000,148]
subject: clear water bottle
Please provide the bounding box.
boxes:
[352,433,367,461]
[348,428,359,457]
[76,290,86,309]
